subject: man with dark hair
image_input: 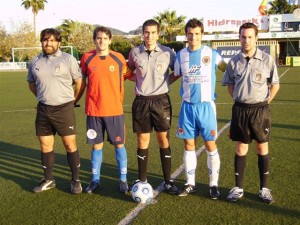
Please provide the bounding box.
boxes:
[80,26,133,194]
[127,19,178,194]
[27,28,85,194]
[222,22,280,204]
[171,18,226,199]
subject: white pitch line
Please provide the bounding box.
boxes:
[118,121,231,225]
[279,67,290,79]
[2,108,36,113]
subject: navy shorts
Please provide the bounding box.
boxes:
[132,94,172,133]
[230,102,271,144]
[86,115,125,145]
[35,101,76,136]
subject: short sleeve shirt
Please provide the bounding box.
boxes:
[27,49,82,106]
[127,43,175,96]
[174,45,223,103]
[222,48,279,104]
[80,50,132,117]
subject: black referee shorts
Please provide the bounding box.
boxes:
[230,102,271,144]
[35,101,76,136]
[132,94,172,133]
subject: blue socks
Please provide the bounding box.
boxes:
[91,149,102,183]
[115,146,128,181]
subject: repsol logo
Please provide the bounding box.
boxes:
[220,50,240,56]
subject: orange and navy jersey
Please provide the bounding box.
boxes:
[80,49,133,117]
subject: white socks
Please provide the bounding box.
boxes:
[183,150,197,186]
[206,149,220,187]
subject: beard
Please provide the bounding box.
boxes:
[42,46,59,55]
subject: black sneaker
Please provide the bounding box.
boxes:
[71,180,82,194]
[33,178,56,193]
[85,181,100,194]
[178,184,196,197]
[209,186,220,200]
[119,180,129,193]
[163,180,179,195]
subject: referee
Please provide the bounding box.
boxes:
[27,28,85,194]
[222,23,280,204]
[127,19,178,194]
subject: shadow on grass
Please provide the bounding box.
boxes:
[272,123,300,130]
[180,183,300,219]
[0,141,165,202]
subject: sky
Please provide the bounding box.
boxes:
[0,0,270,33]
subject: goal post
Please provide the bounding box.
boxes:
[11,46,78,70]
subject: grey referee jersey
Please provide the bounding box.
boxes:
[27,49,82,106]
[222,48,279,104]
[128,43,175,96]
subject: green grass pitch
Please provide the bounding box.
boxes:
[0,67,299,224]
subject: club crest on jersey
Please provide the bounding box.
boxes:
[255,73,262,81]
[109,65,115,72]
[202,56,211,65]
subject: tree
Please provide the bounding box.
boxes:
[154,10,186,42]
[66,23,95,56]
[56,19,80,45]
[268,0,298,14]
[0,22,37,62]
[21,0,48,35]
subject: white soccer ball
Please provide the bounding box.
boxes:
[131,182,154,204]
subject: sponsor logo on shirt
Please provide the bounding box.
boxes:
[183,75,209,84]
[188,65,201,74]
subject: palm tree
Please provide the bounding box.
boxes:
[56,19,80,45]
[154,10,186,42]
[268,0,298,14]
[21,0,48,35]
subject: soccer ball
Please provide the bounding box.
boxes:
[131,182,154,204]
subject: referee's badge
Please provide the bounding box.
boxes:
[157,63,163,72]
[55,66,60,73]
[255,73,262,82]
[87,129,97,139]
[109,65,115,72]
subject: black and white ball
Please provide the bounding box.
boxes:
[131,182,153,204]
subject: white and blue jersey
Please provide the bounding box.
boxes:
[175,45,223,141]
[174,45,222,103]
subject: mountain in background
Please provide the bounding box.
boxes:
[93,24,142,35]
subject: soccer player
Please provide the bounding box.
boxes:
[222,22,279,204]
[27,28,84,194]
[80,26,133,194]
[127,19,178,194]
[171,18,227,199]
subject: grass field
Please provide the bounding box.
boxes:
[0,67,299,225]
